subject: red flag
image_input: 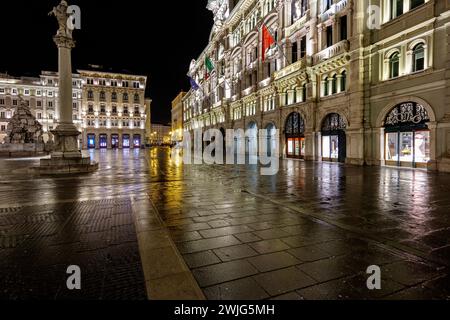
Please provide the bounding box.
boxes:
[262,24,275,62]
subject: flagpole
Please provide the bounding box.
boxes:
[262,22,291,66]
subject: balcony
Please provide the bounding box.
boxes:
[274,59,306,80]
[313,40,349,65]
[319,0,348,23]
[286,10,310,37]
[242,85,255,97]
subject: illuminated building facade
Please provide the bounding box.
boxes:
[78,69,148,149]
[0,71,83,144]
[183,0,450,172]
[1,69,149,149]
[172,91,186,143]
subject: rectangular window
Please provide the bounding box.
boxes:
[391,0,403,19]
[0,125,6,132]
[37,113,42,120]
[300,36,306,58]
[340,16,347,41]
[0,112,5,118]
[410,0,424,10]
[37,101,42,107]
[292,42,298,63]
[0,99,4,105]
[13,100,18,106]
[0,88,5,94]
[326,26,333,48]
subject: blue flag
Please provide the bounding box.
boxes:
[188,76,200,91]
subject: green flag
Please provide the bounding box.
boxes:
[205,56,215,79]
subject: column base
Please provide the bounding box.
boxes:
[37,156,99,175]
[35,123,99,175]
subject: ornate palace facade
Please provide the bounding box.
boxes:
[183,0,450,172]
[0,68,150,149]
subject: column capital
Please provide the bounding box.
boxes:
[53,35,76,49]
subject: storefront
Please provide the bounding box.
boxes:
[99,134,108,149]
[321,113,346,163]
[133,134,141,148]
[123,134,130,148]
[87,134,96,149]
[285,112,306,159]
[111,134,119,149]
[384,102,430,168]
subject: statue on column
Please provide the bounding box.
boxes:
[48,0,72,39]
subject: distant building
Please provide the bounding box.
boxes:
[151,123,172,145]
[171,91,186,143]
[78,69,148,149]
[0,68,151,149]
[0,71,83,145]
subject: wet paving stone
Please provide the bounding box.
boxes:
[250,239,291,254]
[2,149,450,300]
[247,252,301,273]
[253,267,316,296]
[183,250,221,269]
[213,244,259,262]
[204,277,269,300]
[193,260,258,287]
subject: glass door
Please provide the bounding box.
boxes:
[99,135,107,149]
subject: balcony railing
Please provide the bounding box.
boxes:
[274,58,305,80]
[320,0,348,22]
[286,10,310,37]
[242,85,256,97]
[313,40,349,64]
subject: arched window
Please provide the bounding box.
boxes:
[123,93,129,102]
[332,74,338,94]
[412,43,425,72]
[341,71,347,92]
[100,91,106,101]
[134,93,140,103]
[389,52,400,78]
[112,92,117,101]
[87,90,94,100]
[323,77,329,96]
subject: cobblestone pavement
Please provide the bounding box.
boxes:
[147,148,450,300]
[1,148,450,300]
[0,150,148,300]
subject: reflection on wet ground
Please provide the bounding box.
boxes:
[1,148,449,300]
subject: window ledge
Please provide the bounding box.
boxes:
[320,91,347,101]
[381,68,432,84]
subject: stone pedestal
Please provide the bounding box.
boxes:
[37,123,99,175]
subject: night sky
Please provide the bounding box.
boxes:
[0,0,213,124]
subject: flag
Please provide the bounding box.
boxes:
[188,76,199,91]
[205,56,215,80]
[262,24,275,62]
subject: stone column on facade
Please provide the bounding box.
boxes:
[427,121,438,171]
